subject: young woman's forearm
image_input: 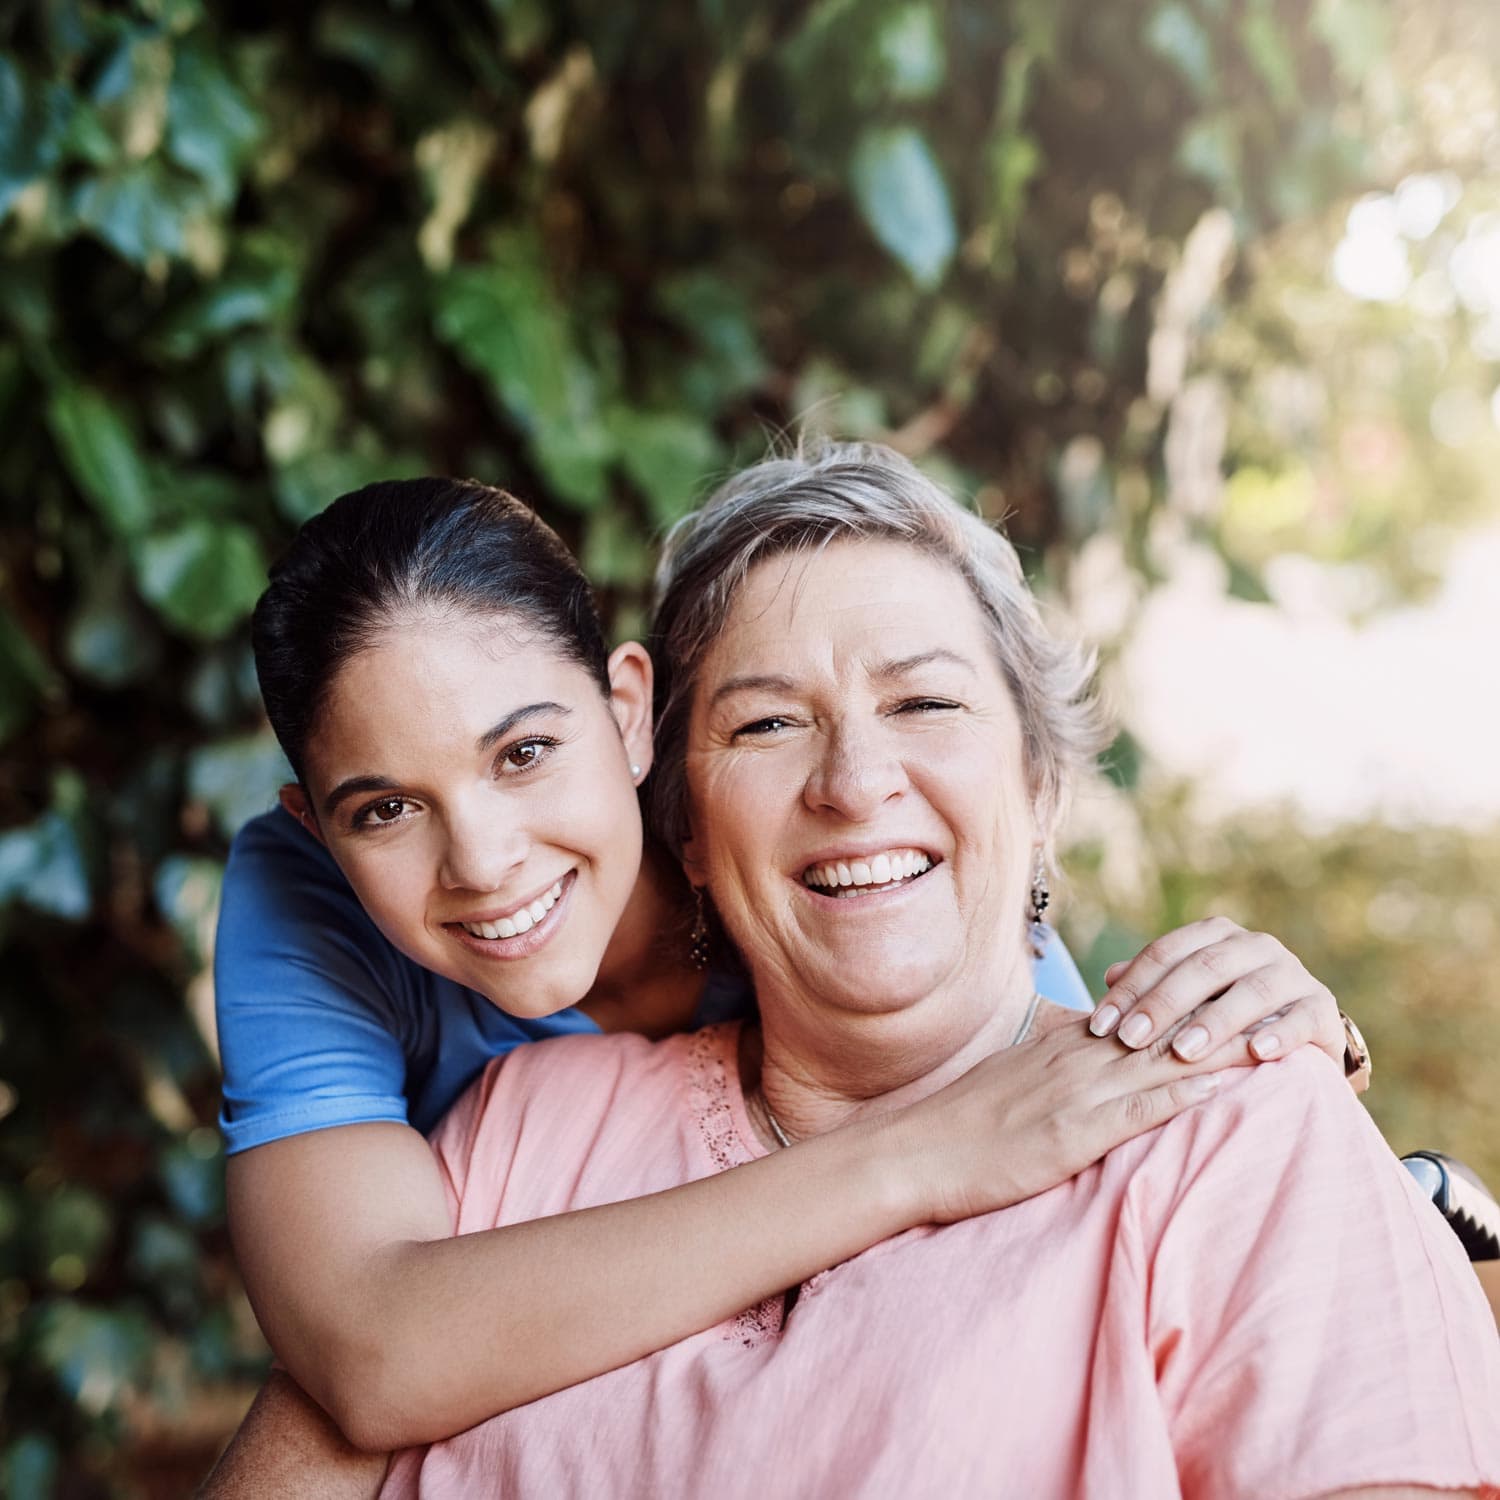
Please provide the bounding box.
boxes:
[228,1115,922,1451]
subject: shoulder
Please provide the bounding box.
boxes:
[216,810,419,1002]
[472,1026,698,1114]
[222,810,366,926]
[1146,1045,1368,1178]
[436,1028,717,1221]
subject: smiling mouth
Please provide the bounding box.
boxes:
[801,849,935,899]
[454,878,566,940]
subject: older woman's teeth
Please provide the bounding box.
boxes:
[462,881,563,939]
[803,851,932,896]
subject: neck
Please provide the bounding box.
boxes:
[747,956,1038,1143]
[580,842,702,1038]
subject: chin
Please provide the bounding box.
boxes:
[803,963,950,1019]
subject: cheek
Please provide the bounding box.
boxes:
[344,851,432,933]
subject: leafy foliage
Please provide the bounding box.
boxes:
[0,0,1494,1491]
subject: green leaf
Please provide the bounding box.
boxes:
[160,1135,225,1225]
[33,1299,152,1412]
[64,565,163,688]
[435,236,614,508]
[0,811,91,920]
[1147,3,1215,99]
[1224,553,1271,603]
[1177,116,1241,200]
[0,607,59,745]
[488,0,553,59]
[131,519,266,640]
[1241,2,1297,112]
[156,236,299,359]
[876,4,946,101]
[849,126,956,289]
[2,1435,59,1500]
[185,733,292,839]
[46,383,155,536]
[153,854,224,963]
[35,1187,113,1282]
[1100,729,1143,791]
[581,505,654,588]
[653,272,766,410]
[607,409,721,526]
[272,436,425,527]
[1314,0,1392,87]
[165,45,263,206]
[70,162,204,266]
[0,59,71,219]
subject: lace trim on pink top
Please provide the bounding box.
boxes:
[684,1024,789,1347]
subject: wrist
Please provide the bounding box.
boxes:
[843,1106,936,1232]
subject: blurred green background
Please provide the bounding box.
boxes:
[2,0,1498,1492]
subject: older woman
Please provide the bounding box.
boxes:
[211,443,1500,1498]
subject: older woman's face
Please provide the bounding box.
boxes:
[685,538,1038,1026]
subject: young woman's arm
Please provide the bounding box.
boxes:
[229,990,1279,1453]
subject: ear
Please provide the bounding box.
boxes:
[278,783,327,848]
[606,640,655,783]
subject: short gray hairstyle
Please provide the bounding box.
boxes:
[648,439,1105,859]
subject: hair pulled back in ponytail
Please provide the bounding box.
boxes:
[252,477,610,783]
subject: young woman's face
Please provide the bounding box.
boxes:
[286,612,653,1019]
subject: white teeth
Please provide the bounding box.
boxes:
[803,851,934,894]
[461,880,566,939]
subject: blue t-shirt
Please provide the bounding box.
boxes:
[215,809,1093,1155]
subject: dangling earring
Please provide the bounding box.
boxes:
[1028,848,1050,957]
[689,887,710,971]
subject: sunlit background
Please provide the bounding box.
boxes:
[1,0,1497,1493]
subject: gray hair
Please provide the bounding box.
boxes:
[647,439,1106,859]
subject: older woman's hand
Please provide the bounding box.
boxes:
[1085,917,1354,1084]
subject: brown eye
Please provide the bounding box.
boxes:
[501,737,557,773]
[371,798,407,822]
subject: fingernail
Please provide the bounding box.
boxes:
[1089,1003,1120,1037]
[1251,1032,1282,1060]
[1173,1025,1209,1061]
[1118,1012,1153,1048]
[1187,1073,1223,1099]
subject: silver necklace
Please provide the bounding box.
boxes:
[760,992,1044,1149]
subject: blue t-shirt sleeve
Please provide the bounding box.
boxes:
[1034,926,1093,1011]
[214,810,416,1154]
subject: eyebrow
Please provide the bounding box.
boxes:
[708,651,977,709]
[321,701,572,818]
[473,701,572,754]
[708,673,798,708]
[869,649,979,681]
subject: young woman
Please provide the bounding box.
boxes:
[215,476,1352,1453]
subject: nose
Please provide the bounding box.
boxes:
[802,720,908,822]
[437,794,529,893]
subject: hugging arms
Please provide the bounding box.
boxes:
[203,457,1495,1496]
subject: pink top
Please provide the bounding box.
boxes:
[381,1025,1500,1500]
